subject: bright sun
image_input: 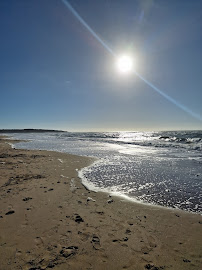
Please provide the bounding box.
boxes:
[117,55,133,74]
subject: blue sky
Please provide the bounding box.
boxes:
[0,0,202,131]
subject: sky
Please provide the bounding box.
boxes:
[0,0,202,131]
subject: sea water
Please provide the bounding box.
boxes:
[5,131,202,214]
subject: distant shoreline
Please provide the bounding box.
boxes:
[0,129,65,133]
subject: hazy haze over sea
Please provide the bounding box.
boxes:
[6,130,202,214]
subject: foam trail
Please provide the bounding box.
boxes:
[61,0,116,56]
[61,0,202,122]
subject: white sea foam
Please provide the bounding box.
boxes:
[7,142,15,148]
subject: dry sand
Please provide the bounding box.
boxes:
[0,136,201,270]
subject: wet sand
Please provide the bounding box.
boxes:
[0,136,201,270]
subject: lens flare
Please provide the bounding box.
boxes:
[61,0,202,122]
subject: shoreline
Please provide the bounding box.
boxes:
[11,137,200,216]
[79,161,201,216]
[5,135,202,216]
[5,134,202,216]
[0,136,202,269]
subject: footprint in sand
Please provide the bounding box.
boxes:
[140,234,158,255]
[91,235,101,250]
[34,236,45,247]
[60,246,78,258]
[21,222,28,228]
[78,231,90,242]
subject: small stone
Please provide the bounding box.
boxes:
[145,264,160,270]
[75,215,84,223]
[68,246,78,250]
[23,197,32,201]
[145,264,156,269]
[183,259,191,263]
[5,210,15,215]
[97,211,104,215]
[91,236,100,243]
[91,235,100,249]
[87,197,95,202]
[107,199,113,204]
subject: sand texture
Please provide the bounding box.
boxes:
[0,137,201,270]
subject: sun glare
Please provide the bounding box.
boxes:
[117,55,133,74]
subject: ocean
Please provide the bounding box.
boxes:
[5,130,202,214]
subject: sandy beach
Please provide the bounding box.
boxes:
[0,136,201,270]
